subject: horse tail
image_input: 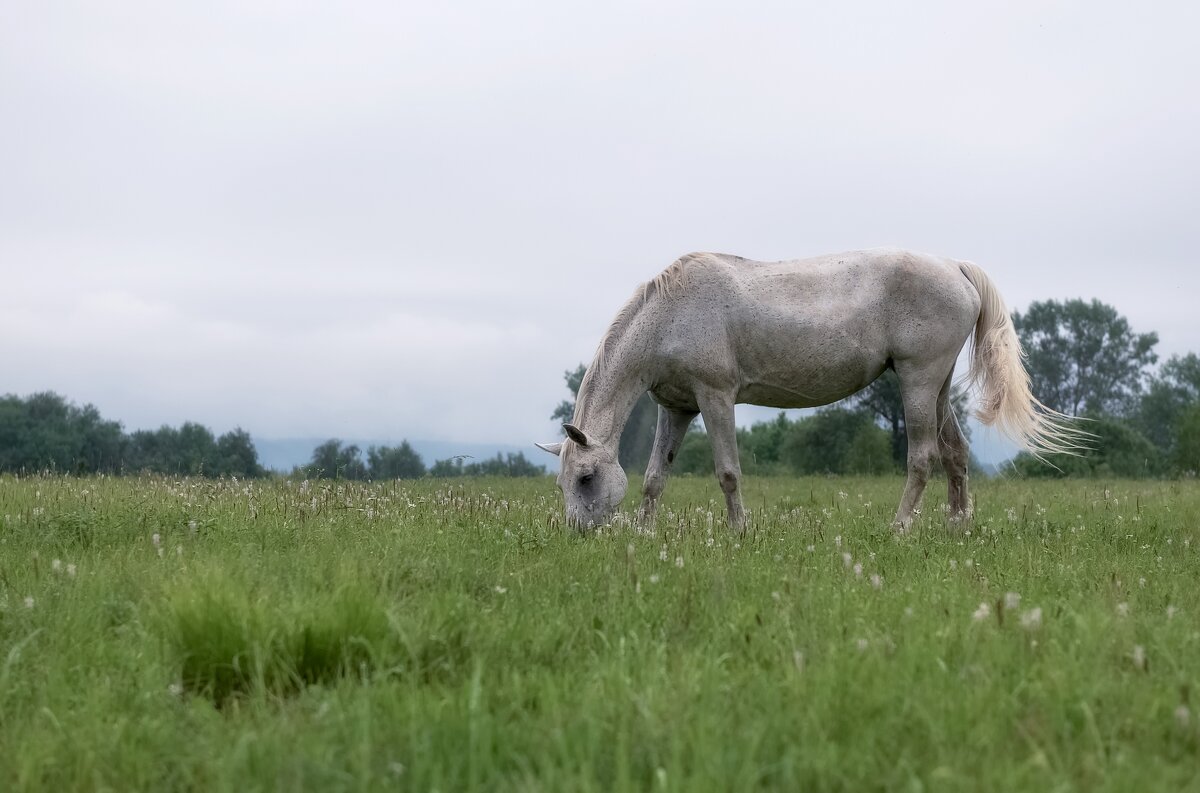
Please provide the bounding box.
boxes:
[958,262,1090,459]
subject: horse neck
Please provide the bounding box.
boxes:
[573,342,650,450]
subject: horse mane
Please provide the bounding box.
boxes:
[573,252,721,423]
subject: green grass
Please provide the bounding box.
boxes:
[1,473,1199,791]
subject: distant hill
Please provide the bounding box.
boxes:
[252,437,547,474]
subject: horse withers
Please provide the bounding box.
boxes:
[537,248,1084,531]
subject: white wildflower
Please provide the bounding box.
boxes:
[842,552,853,568]
[855,638,869,652]
[659,547,668,562]
[493,585,507,594]
[168,682,184,697]
[23,596,35,609]
[1167,605,1178,620]
[1117,602,1130,618]
[853,562,863,578]
[66,563,77,577]
[151,533,161,547]
[675,555,684,568]
[1020,607,1043,630]
[1175,704,1191,729]
[834,535,842,548]
[870,573,883,590]
[972,602,991,622]
[51,558,62,572]
[1131,644,1147,671]
[1004,592,1021,611]
[648,574,660,584]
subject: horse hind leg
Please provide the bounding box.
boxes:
[936,370,972,523]
[892,358,954,532]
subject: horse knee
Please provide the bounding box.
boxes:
[716,467,740,495]
[643,471,666,499]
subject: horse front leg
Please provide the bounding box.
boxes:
[698,393,745,532]
[638,406,698,526]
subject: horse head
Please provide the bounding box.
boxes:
[536,423,627,530]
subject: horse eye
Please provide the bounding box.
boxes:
[579,473,594,486]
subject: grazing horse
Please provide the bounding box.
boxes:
[536,248,1083,531]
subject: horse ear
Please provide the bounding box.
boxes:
[562,423,590,447]
[535,441,563,456]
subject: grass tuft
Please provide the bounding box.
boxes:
[166,575,392,703]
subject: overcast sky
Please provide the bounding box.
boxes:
[2,1,1197,451]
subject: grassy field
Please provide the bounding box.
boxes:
[1,472,1198,792]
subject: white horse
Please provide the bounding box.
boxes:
[537,248,1083,531]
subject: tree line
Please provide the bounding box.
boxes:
[0,392,263,477]
[552,298,1200,478]
[0,393,545,479]
[296,439,544,480]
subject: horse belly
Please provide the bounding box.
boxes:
[731,324,889,409]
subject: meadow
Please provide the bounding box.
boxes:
[0,472,1198,792]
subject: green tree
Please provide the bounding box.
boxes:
[0,392,125,474]
[1137,353,1200,452]
[367,442,426,479]
[214,429,266,478]
[781,408,894,475]
[176,422,219,475]
[1011,416,1164,478]
[304,439,368,480]
[1171,404,1200,475]
[467,452,545,477]
[429,452,544,477]
[737,412,792,475]
[672,430,714,475]
[75,404,126,474]
[429,457,466,477]
[0,391,264,477]
[843,422,895,475]
[1012,299,1158,416]
[125,426,179,473]
[552,363,657,472]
